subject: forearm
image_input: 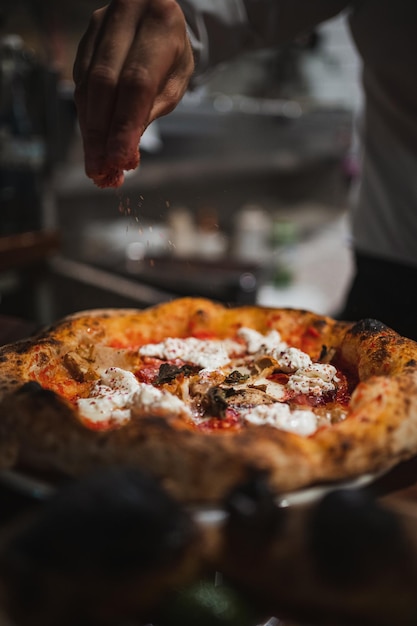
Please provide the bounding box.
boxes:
[179,0,350,79]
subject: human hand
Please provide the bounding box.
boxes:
[73,0,194,188]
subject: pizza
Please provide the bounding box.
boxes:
[0,296,417,504]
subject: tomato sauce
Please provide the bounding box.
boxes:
[34,367,81,405]
[190,330,218,340]
[81,418,123,432]
[196,408,242,432]
[268,372,290,385]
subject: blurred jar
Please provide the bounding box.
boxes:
[196,206,228,260]
[233,204,271,264]
[167,206,197,258]
[270,218,298,286]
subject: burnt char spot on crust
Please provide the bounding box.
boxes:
[16,382,59,402]
[371,344,391,365]
[319,345,328,361]
[18,380,43,393]
[350,319,389,336]
[406,359,417,367]
[1,339,32,355]
[340,439,353,453]
[312,319,329,331]
[283,307,309,315]
[322,436,357,466]
[37,352,49,367]
[17,381,43,394]
[9,337,61,356]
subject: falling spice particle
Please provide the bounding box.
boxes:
[117,195,133,216]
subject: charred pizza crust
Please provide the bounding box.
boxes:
[0,297,417,504]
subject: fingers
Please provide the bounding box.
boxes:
[107,0,192,167]
[73,6,106,154]
[75,0,151,177]
[73,0,194,186]
[73,6,106,87]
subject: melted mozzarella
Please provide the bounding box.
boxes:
[243,403,318,436]
[250,377,287,401]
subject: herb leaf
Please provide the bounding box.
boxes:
[224,370,249,385]
[155,363,200,385]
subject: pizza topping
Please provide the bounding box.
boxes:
[73,326,346,435]
[154,363,200,385]
[63,352,97,383]
[202,386,230,418]
[77,367,189,428]
[77,368,141,425]
[273,347,312,373]
[132,382,189,416]
[139,337,243,369]
[224,370,250,385]
[221,387,276,409]
[252,356,276,374]
[248,378,287,401]
[188,368,224,394]
[237,327,285,355]
[287,363,339,396]
[243,403,318,436]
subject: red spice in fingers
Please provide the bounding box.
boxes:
[89,150,140,189]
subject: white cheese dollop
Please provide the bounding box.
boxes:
[77,367,189,425]
[237,327,287,355]
[100,367,142,394]
[78,368,140,424]
[287,363,338,396]
[243,403,318,436]
[133,383,187,414]
[139,337,242,369]
[272,346,312,373]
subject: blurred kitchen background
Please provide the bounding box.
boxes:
[0,0,363,327]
